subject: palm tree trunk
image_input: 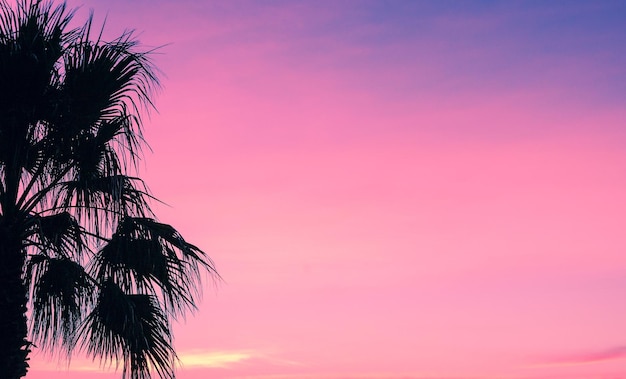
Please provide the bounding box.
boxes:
[0,223,30,379]
[0,123,30,378]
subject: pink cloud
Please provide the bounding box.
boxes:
[540,346,626,366]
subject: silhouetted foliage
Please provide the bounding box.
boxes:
[0,1,217,378]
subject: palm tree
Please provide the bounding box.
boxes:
[0,1,217,378]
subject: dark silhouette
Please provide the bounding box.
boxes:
[0,1,217,378]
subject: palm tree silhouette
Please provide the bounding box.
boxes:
[0,1,218,378]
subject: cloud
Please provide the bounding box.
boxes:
[558,346,626,364]
[225,374,488,379]
[178,349,299,370]
[179,350,252,368]
[531,346,626,368]
[32,349,293,374]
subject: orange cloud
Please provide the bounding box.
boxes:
[178,349,300,370]
[179,350,252,368]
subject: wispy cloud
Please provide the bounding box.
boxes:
[530,346,626,368]
[178,350,252,368]
[178,349,300,370]
[225,373,499,379]
[31,349,296,374]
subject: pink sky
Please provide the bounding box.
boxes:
[27,1,626,378]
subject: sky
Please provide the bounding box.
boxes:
[26,1,626,378]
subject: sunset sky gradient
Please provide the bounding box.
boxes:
[27,1,626,378]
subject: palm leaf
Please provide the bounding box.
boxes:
[26,211,85,259]
[0,0,70,121]
[54,175,152,232]
[0,0,70,171]
[26,255,94,353]
[56,25,158,163]
[78,279,176,379]
[93,217,217,317]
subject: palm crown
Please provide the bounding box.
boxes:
[0,1,217,378]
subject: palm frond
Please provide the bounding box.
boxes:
[25,211,86,259]
[56,24,159,166]
[67,115,135,180]
[78,279,176,379]
[0,0,70,172]
[26,255,94,353]
[54,175,153,232]
[93,217,217,317]
[0,0,71,119]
